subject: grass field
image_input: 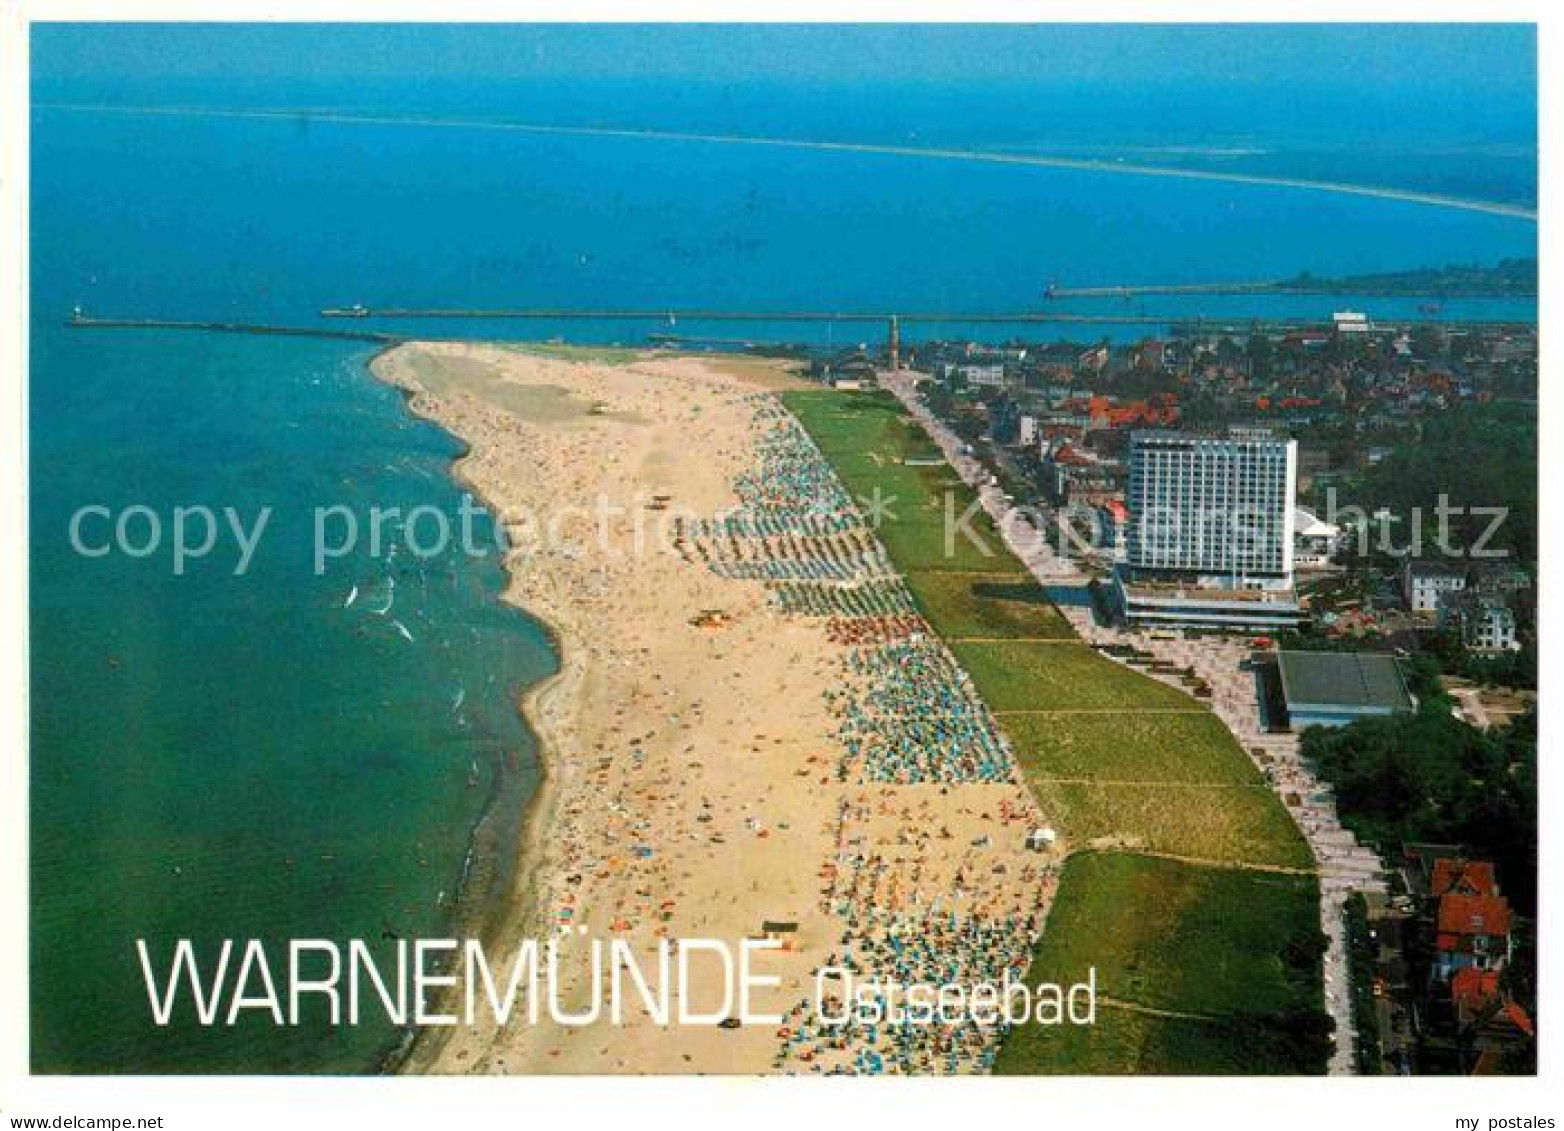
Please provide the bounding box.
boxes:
[1003,710,1315,868]
[903,571,1074,640]
[1002,711,1267,784]
[787,390,1017,573]
[994,854,1328,1074]
[994,995,1330,1075]
[1020,854,1323,1017]
[781,387,1328,1074]
[950,640,1197,712]
[1020,781,1311,867]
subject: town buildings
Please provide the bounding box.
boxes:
[1293,504,1343,569]
[1430,858,1516,979]
[1380,849,1534,1075]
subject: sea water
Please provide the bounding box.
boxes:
[29,324,556,1072]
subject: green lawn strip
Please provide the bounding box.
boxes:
[785,390,1013,573]
[1002,711,1314,867]
[993,853,1329,1075]
[904,570,1074,640]
[950,640,1194,712]
[1003,711,1266,785]
[785,389,938,460]
[1047,784,1315,868]
[994,1000,1329,1075]
[878,516,1007,576]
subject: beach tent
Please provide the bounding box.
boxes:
[1026,828,1057,852]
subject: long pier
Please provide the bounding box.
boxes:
[322,306,1236,327]
[1045,280,1537,299]
[66,309,1537,358]
[1047,282,1278,299]
[319,306,1535,334]
[67,316,404,344]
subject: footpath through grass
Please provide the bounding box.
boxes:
[784,388,1328,1074]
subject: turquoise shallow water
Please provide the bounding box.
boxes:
[29,28,1536,1074]
[29,326,556,1072]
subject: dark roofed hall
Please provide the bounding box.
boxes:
[1276,650,1416,729]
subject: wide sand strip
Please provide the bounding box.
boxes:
[374,342,1056,1074]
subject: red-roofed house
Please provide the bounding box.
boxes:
[1058,443,1089,464]
[1450,967,1535,1074]
[1450,966,1501,1007]
[1435,890,1514,977]
[1432,859,1499,899]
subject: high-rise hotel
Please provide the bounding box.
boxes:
[1113,429,1304,630]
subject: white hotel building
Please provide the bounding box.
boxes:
[1113,429,1304,631]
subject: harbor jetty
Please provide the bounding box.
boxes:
[67,313,404,344]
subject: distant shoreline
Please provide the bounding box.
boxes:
[40,102,1540,221]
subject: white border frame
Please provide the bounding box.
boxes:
[1,6,1554,1128]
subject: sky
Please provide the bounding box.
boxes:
[32,22,1536,94]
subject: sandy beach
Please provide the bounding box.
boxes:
[373,342,1057,1074]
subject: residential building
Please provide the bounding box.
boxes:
[1099,498,1129,557]
[1450,968,1535,1075]
[1403,559,1468,613]
[941,362,1006,389]
[1040,438,1122,507]
[1439,590,1520,653]
[1293,504,1342,569]
[1433,862,1515,979]
[1077,343,1110,374]
[1470,562,1532,597]
[1432,859,1500,900]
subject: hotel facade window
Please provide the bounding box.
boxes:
[1125,430,1298,589]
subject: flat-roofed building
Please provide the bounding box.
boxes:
[1114,575,1303,631]
[1276,650,1416,729]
